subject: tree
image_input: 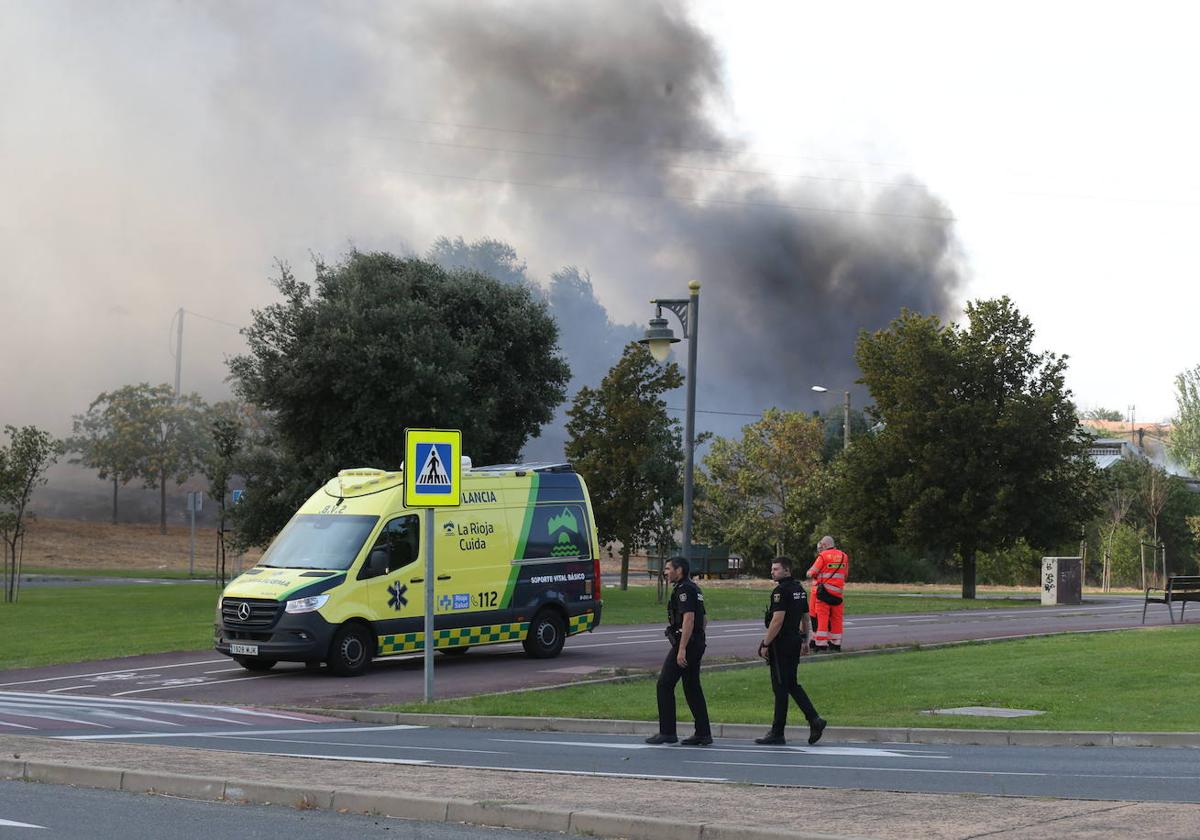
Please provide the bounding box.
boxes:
[694,409,827,575]
[1099,467,1135,592]
[1084,407,1124,423]
[833,297,1099,598]
[126,384,209,535]
[565,343,683,590]
[0,426,62,603]
[1170,365,1200,476]
[67,386,155,523]
[228,251,571,545]
[203,402,246,587]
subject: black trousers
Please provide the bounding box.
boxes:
[656,639,711,737]
[768,641,819,732]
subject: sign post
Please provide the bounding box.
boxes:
[404,428,462,703]
[186,491,204,577]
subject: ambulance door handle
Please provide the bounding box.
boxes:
[437,574,452,581]
[410,577,424,584]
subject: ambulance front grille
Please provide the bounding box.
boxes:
[221,598,282,629]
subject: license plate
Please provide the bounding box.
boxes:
[230,643,258,656]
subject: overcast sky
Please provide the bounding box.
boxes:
[2,0,1196,443]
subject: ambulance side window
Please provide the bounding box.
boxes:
[362,515,420,578]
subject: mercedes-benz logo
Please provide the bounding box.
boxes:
[236,602,251,621]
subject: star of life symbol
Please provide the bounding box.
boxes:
[438,594,452,611]
[388,581,408,610]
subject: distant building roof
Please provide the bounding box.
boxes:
[1087,438,1137,470]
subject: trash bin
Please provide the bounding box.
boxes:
[1041,556,1083,605]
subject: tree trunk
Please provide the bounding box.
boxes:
[961,549,977,599]
[112,477,119,524]
[159,465,167,535]
[619,544,630,591]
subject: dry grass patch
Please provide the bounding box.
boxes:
[19,517,260,575]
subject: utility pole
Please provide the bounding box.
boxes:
[174,308,184,398]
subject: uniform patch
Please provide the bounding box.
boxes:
[773,593,781,602]
[679,593,687,601]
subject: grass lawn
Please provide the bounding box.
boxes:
[385,626,1200,732]
[0,585,220,670]
[20,566,213,580]
[0,582,1084,671]
[599,585,1042,625]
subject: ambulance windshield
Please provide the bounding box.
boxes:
[258,514,379,571]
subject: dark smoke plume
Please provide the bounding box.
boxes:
[389,0,963,439]
[4,0,964,477]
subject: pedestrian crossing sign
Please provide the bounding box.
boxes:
[404,428,462,507]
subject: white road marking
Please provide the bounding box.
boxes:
[57,723,424,741]
[112,673,283,696]
[0,691,319,724]
[203,668,245,675]
[0,659,228,687]
[45,686,91,693]
[93,711,182,727]
[218,734,507,755]
[0,720,36,729]
[253,751,729,781]
[0,817,46,828]
[685,760,1048,777]
[0,708,111,728]
[249,751,429,765]
[490,738,938,759]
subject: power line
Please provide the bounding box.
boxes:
[183,309,242,330]
[373,135,932,192]
[377,116,921,171]
[378,117,1200,210]
[381,167,957,223]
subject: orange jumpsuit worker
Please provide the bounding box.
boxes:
[807,535,849,652]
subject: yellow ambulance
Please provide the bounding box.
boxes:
[214,462,602,676]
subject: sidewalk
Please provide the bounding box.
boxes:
[3,732,1199,840]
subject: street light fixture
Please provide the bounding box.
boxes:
[812,384,851,451]
[639,280,700,561]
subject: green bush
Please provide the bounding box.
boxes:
[1108,523,1148,587]
[977,539,1042,586]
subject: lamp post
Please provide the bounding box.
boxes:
[639,280,700,561]
[812,385,850,451]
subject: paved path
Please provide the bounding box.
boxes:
[42,722,1200,803]
[0,779,561,840]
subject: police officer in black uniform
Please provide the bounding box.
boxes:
[645,556,713,746]
[755,556,826,746]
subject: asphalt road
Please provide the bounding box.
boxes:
[0,596,1169,713]
[43,723,1200,803]
[0,779,563,839]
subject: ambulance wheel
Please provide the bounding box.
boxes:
[441,646,470,656]
[327,623,374,677]
[523,610,566,659]
[232,656,277,672]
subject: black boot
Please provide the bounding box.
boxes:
[644,733,678,744]
[808,717,827,745]
[681,734,713,746]
[828,643,841,652]
[755,731,786,745]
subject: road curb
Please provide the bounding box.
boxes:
[0,758,872,839]
[281,707,1200,749]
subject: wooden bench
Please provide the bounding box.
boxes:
[1142,575,1200,624]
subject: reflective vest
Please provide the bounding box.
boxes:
[808,549,849,599]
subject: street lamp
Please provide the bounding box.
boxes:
[639,280,700,561]
[812,385,851,451]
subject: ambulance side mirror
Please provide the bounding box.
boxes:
[364,546,391,578]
